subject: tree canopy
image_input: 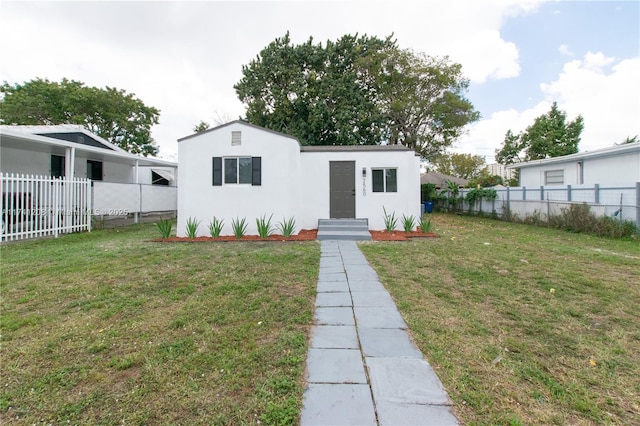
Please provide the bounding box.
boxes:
[193,121,210,133]
[496,102,583,165]
[431,152,486,180]
[234,33,479,159]
[0,78,160,156]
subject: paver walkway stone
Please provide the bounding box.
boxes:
[301,240,458,425]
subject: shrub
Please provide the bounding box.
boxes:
[256,214,274,239]
[208,217,224,238]
[156,218,172,238]
[185,217,200,239]
[383,207,398,232]
[276,217,296,237]
[231,217,248,239]
[421,183,437,202]
[401,214,416,233]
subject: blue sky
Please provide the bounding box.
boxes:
[471,0,639,115]
[1,0,638,162]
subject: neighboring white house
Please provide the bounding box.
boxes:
[1,125,178,235]
[177,120,421,236]
[510,142,640,187]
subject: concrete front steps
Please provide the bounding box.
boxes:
[317,219,372,241]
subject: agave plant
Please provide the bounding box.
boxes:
[276,216,296,238]
[382,207,397,232]
[185,217,200,239]
[208,217,224,238]
[419,215,432,233]
[231,217,248,239]
[256,214,274,239]
[401,214,416,233]
[156,218,172,238]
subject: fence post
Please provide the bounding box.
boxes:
[523,186,527,201]
[568,185,572,202]
[135,183,141,224]
[636,182,640,229]
[506,187,510,218]
[595,184,600,203]
[540,185,544,201]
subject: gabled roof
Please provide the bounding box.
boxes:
[178,119,301,144]
[178,120,415,154]
[508,142,640,169]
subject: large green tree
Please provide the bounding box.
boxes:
[431,152,486,179]
[371,48,479,158]
[235,32,390,146]
[0,78,160,156]
[235,33,478,158]
[496,102,583,165]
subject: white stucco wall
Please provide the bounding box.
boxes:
[177,122,301,237]
[0,146,52,176]
[177,122,421,237]
[298,151,421,231]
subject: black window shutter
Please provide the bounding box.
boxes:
[252,157,261,186]
[212,157,222,186]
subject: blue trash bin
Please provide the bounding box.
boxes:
[424,201,434,214]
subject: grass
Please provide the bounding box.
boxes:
[359,213,640,425]
[1,223,320,425]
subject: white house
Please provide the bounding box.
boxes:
[1,125,178,239]
[177,120,421,237]
[510,142,640,187]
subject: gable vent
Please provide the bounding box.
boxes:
[231,131,242,146]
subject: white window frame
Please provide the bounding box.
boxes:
[372,168,398,193]
[224,157,252,185]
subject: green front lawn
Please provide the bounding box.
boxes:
[1,224,319,425]
[2,215,638,425]
[360,214,640,425]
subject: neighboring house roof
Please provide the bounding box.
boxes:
[0,125,176,167]
[178,120,415,154]
[508,142,640,169]
[2,124,129,154]
[420,172,468,188]
[300,145,412,153]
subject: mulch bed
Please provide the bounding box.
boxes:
[154,229,438,242]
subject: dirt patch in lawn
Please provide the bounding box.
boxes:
[155,229,439,242]
[370,230,439,241]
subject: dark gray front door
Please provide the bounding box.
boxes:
[329,161,356,218]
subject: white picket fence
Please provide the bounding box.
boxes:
[1,173,92,241]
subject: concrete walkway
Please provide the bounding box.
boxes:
[301,240,458,426]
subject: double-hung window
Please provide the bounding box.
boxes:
[372,168,397,192]
[212,156,261,186]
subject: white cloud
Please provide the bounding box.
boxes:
[558,44,573,56]
[458,52,640,160]
[541,53,640,150]
[580,51,617,72]
[0,0,547,159]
